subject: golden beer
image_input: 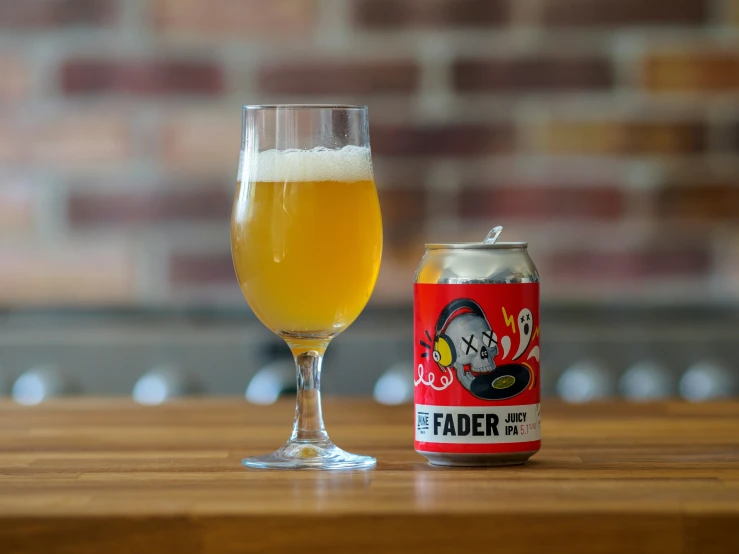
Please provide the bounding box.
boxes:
[231,146,382,334]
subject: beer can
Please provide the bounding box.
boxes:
[414,227,541,466]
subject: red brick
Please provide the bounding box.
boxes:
[656,183,739,221]
[372,124,514,157]
[153,0,317,36]
[354,0,509,28]
[379,188,426,224]
[379,188,427,242]
[460,186,624,220]
[258,61,419,95]
[548,247,710,282]
[534,120,706,156]
[170,253,234,285]
[35,114,131,168]
[69,189,231,227]
[454,58,612,92]
[0,57,30,101]
[0,243,134,305]
[161,112,239,172]
[642,51,739,92]
[61,60,224,96]
[0,183,34,234]
[538,0,708,27]
[0,0,115,28]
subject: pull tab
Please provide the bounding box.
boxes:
[483,226,503,245]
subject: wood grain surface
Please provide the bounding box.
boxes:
[0,398,738,553]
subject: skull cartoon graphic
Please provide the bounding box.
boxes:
[432,299,499,392]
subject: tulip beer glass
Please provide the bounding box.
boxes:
[231,105,382,469]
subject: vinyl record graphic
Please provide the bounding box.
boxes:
[470,364,531,401]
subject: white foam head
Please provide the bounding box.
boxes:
[242,145,373,183]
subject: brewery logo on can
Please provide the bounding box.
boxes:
[414,227,540,466]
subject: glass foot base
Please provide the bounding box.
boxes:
[243,440,376,470]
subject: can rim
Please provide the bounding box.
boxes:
[426,242,528,250]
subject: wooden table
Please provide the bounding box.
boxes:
[0,399,738,553]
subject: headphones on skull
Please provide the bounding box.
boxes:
[432,299,490,369]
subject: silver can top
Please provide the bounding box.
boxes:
[426,226,527,250]
[416,226,538,284]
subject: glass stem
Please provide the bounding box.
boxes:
[289,348,329,444]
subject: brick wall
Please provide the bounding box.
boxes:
[1,0,738,306]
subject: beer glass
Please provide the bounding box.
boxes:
[232,105,382,469]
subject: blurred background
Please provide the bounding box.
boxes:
[0,0,737,403]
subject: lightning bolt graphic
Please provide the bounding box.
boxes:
[502,307,516,333]
[533,326,539,340]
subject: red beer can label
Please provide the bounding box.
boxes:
[414,283,541,454]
